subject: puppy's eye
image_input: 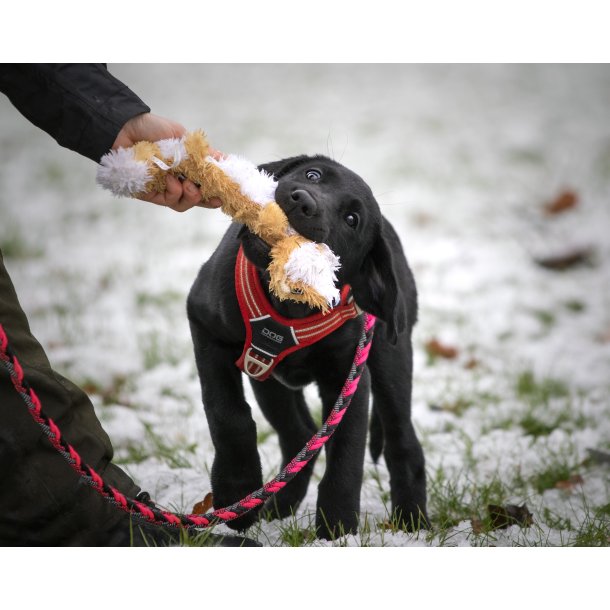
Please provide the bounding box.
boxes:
[344,212,360,228]
[306,169,322,182]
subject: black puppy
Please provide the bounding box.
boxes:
[187,155,428,539]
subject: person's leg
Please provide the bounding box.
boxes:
[0,249,166,545]
[0,251,262,546]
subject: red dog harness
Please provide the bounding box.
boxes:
[235,246,362,381]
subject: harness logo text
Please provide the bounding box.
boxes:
[262,328,284,343]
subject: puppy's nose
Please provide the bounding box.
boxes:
[291,189,318,217]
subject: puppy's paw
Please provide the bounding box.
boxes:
[262,467,313,521]
[211,472,264,532]
[391,504,430,532]
[212,487,262,532]
[315,508,359,541]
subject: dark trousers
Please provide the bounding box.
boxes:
[0,251,259,547]
[0,249,150,545]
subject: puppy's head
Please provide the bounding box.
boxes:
[246,155,408,342]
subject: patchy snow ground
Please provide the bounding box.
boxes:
[1,64,609,546]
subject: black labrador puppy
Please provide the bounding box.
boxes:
[187,155,428,539]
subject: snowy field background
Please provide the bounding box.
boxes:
[1,64,609,546]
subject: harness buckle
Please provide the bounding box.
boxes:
[243,347,274,380]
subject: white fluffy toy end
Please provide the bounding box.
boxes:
[284,242,342,307]
[96,147,151,197]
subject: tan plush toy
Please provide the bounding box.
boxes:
[96,131,340,312]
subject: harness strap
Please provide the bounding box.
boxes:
[235,247,362,381]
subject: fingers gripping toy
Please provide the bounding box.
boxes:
[96,131,341,311]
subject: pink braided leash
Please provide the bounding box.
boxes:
[0,314,375,530]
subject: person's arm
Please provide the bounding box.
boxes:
[0,64,150,162]
[0,64,221,211]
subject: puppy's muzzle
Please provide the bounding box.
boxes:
[277,186,327,242]
[289,189,318,218]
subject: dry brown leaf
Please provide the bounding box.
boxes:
[544,189,579,215]
[378,519,411,533]
[471,517,485,534]
[192,492,214,515]
[378,520,395,531]
[440,399,470,415]
[555,474,584,491]
[535,247,595,271]
[464,358,480,370]
[425,338,459,360]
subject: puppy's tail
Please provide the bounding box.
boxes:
[369,406,384,463]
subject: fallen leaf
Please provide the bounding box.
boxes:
[471,517,484,534]
[429,399,470,415]
[378,520,396,531]
[425,338,459,360]
[543,189,579,215]
[464,358,480,370]
[192,492,214,515]
[487,504,533,530]
[452,399,471,414]
[555,474,584,491]
[534,247,595,271]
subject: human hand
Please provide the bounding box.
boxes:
[112,113,223,212]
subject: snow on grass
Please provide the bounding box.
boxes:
[1,64,608,546]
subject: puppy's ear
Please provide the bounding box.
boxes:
[258,155,311,179]
[350,219,408,344]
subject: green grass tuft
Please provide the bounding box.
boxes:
[139,333,184,370]
[572,504,610,546]
[116,422,197,469]
[531,309,556,329]
[516,371,570,404]
[563,299,586,313]
[519,412,568,438]
[276,513,318,547]
[0,228,43,259]
[136,290,184,308]
[530,462,579,494]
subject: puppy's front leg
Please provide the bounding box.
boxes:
[316,368,371,540]
[190,329,263,531]
[368,333,429,531]
[249,377,318,520]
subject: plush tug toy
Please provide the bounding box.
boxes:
[96,131,340,312]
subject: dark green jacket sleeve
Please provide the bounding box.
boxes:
[0,64,150,162]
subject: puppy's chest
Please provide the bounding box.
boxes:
[271,363,314,390]
[269,331,356,390]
